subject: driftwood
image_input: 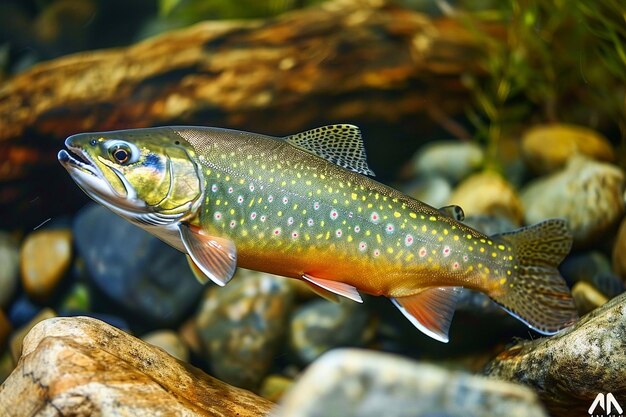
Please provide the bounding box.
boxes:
[0,0,498,228]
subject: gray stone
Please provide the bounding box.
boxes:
[483,292,626,417]
[411,141,484,183]
[289,299,372,365]
[402,175,452,209]
[195,269,294,389]
[275,349,548,417]
[560,251,624,298]
[521,156,625,247]
[0,232,19,308]
[73,204,204,325]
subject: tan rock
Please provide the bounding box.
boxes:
[571,281,608,315]
[142,329,189,362]
[484,292,626,417]
[522,124,615,174]
[9,308,56,363]
[448,171,524,226]
[0,310,10,350]
[259,374,294,403]
[20,229,72,300]
[613,217,626,282]
[521,156,625,247]
[0,316,273,417]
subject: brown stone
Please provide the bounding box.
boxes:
[521,156,625,247]
[0,316,273,416]
[448,171,524,226]
[571,281,608,315]
[483,292,626,417]
[613,217,626,282]
[521,124,615,174]
[9,308,56,363]
[20,229,72,300]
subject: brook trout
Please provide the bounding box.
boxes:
[58,124,578,342]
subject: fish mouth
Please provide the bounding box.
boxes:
[58,140,139,208]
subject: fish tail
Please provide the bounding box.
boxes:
[490,219,578,335]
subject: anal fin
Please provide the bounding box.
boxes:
[179,223,237,287]
[302,274,362,303]
[392,286,462,343]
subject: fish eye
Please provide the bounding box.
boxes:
[106,140,139,165]
[111,146,130,164]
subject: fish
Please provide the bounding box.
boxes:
[58,124,578,342]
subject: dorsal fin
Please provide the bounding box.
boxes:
[284,125,375,176]
[438,205,465,221]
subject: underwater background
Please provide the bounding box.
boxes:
[0,1,625,416]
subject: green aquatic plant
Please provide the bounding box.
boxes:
[452,0,625,168]
[157,0,326,21]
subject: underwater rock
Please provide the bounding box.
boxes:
[0,310,10,351]
[571,281,608,315]
[7,294,40,329]
[410,141,484,183]
[74,204,204,325]
[449,172,524,226]
[195,269,294,389]
[614,217,626,282]
[0,316,273,417]
[483,292,626,417]
[274,349,548,417]
[9,308,56,363]
[521,124,615,174]
[521,156,625,247]
[142,329,189,362]
[402,175,452,209]
[289,299,372,365]
[259,374,294,403]
[560,251,624,298]
[0,232,19,308]
[19,229,72,301]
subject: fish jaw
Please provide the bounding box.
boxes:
[58,137,144,214]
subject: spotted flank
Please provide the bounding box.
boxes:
[58,124,579,343]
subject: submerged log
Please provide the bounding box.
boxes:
[0,0,498,228]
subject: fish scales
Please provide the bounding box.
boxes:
[196,136,506,298]
[58,124,578,342]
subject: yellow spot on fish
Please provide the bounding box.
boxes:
[468,246,473,251]
[409,212,417,219]
[347,235,353,242]
[306,180,312,185]
[376,234,382,244]
[281,181,286,186]
[453,235,459,241]
[431,230,437,235]
[429,216,437,221]
[277,211,283,216]
[491,252,497,257]
[229,209,235,215]
[508,255,514,260]
[438,236,443,242]
[367,203,373,208]
[421,225,427,232]
[351,193,357,200]
[498,244,506,250]
[507,270,512,275]
[325,231,330,239]
[466,234,472,239]
[480,247,485,253]
[443,229,448,235]
[316,189,321,195]
[365,230,371,236]
[394,212,401,218]
[387,247,393,254]
[216,199,221,205]
[406,253,414,261]
[499,278,507,285]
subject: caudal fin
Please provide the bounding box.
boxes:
[491,219,578,335]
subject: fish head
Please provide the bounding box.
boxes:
[58,127,203,226]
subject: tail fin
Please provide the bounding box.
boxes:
[491,219,579,335]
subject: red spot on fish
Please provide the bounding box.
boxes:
[373,249,381,257]
[229,220,236,228]
[452,262,460,270]
[314,202,320,210]
[250,212,257,220]
[336,229,342,237]
[268,195,274,202]
[307,218,314,226]
[273,228,281,235]
[419,247,427,257]
[405,234,414,246]
[237,196,244,204]
[371,212,379,222]
[386,224,394,233]
[282,196,289,204]
[359,242,367,251]
[214,212,222,220]
[330,209,338,220]
[291,231,299,238]
[228,187,233,193]
[443,246,451,257]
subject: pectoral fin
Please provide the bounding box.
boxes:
[179,223,237,287]
[303,281,341,303]
[392,286,461,343]
[302,274,363,303]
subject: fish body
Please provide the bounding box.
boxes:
[58,125,578,342]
